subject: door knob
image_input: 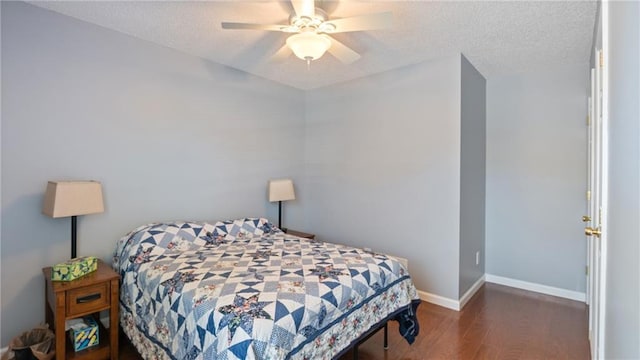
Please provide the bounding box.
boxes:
[582,215,591,222]
[585,226,601,237]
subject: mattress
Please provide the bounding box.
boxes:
[113,218,420,359]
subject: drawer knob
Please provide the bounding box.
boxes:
[77,293,101,304]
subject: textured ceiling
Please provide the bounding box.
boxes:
[29,1,597,90]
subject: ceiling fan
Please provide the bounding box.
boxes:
[221,0,392,66]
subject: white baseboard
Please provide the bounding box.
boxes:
[417,273,586,310]
[418,275,485,311]
[459,275,485,309]
[418,290,460,310]
[485,274,586,302]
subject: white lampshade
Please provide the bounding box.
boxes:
[43,181,104,218]
[286,32,331,61]
[268,179,296,202]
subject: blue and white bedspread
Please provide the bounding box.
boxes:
[113,218,420,360]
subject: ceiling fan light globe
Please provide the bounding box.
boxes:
[286,32,331,61]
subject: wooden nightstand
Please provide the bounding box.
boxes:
[43,259,119,360]
[283,228,316,239]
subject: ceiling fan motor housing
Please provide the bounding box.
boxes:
[286,8,336,33]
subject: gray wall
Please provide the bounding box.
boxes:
[604,1,640,357]
[0,0,606,349]
[303,56,462,299]
[1,2,304,344]
[486,64,588,293]
[459,55,486,296]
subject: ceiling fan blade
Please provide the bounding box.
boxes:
[324,35,361,64]
[221,22,286,32]
[291,0,315,17]
[324,12,392,33]
[271,44,292,62]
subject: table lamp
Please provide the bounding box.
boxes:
[42,180,104,259]
[268,179,295,229]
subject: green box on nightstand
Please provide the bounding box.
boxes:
[51,256,98,281]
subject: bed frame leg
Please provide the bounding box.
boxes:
[353,345,358,360]
[383,322,389,350]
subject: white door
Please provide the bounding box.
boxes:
[586,44,609,359]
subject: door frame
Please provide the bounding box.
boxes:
[596,2,610,357]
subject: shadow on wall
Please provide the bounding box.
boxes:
[1,271,48,338]
[2,193,72,257]
[0,193,71,255]
[1,192,73,341]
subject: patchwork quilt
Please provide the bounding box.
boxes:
[113,218,420,360]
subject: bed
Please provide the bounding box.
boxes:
[113,218,421,359]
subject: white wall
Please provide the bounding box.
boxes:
[604,1,640,357]
[303,56,462,299]
[486,64,588,293]
[0,2,304,345]
[459,55,486,296]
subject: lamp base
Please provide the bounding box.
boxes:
[71,215,78,259]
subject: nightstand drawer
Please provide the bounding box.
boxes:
[67,283,110,316]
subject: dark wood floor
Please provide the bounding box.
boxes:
[120,283,590,359]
